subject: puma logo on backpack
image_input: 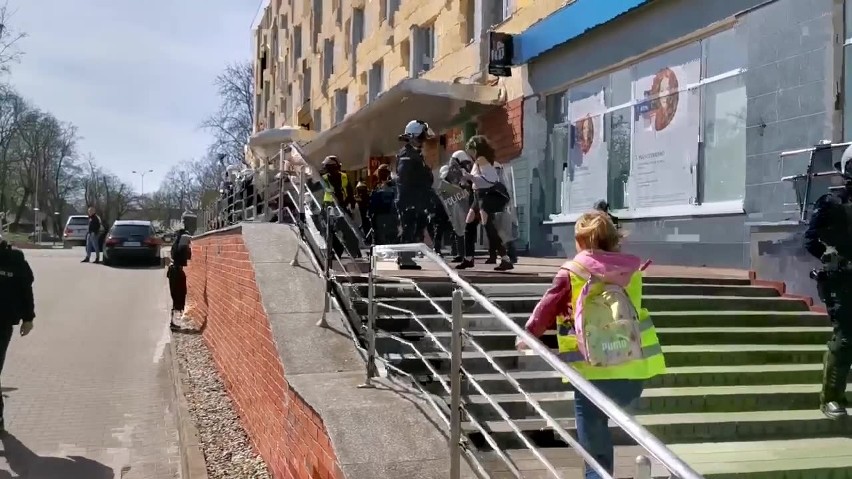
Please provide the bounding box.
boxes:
[565,261,644,367]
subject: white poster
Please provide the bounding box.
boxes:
[566,89,608,214]
[631,58,701,208]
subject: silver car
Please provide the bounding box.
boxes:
[63,215,89,247]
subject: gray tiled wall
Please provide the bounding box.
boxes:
[525,0,839,269]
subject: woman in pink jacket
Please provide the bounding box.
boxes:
[518,210,663,479]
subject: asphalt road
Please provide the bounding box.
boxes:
[0,247,181,479]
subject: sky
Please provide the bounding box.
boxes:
[6,0,262,192]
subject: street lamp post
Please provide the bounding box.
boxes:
[132,169,154,195]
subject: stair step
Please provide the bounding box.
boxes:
[480,439,852,478]
[463,409,846,448]
[427,364,832,393]
[457,383,845,418]
[372,295,811,315]
[411,327,832,349]
[389,344,827,373]
[375,310,829,332]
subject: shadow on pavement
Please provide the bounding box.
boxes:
[0,433,116,478]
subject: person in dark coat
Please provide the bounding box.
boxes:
[168,212,196,332]
[0,233,35,431]
[394,120,435,270]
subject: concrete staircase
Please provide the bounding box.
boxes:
[346,273,851,478]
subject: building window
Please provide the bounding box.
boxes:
[302,67,312,104]
[353,8,365,46]
[386,0,401,26]
[293,25,302,60]
[313,108,323,132]
[334,89,348,124]
[369,60,384,102]
[419,23,436,74]
[323,39,334,85]
[545,28,747,220]
[499,0,515,22]
[464,0,476,43]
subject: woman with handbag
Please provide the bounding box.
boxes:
[457,135,513,272]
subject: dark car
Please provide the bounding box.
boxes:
[103,220,163,266]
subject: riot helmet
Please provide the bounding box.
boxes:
[439,165,451,181]
[322,155,341,174]
[450,150,473,172]
[836,145,852,182]
[181,210,198,235]
[593,199,610,213]
[399,120,435,146]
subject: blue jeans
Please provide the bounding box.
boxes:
[84,233,100,260]
[574,379,644,479]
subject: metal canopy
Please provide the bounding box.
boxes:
[300,78,506,171]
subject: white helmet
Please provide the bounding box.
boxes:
[400,120,435,142]
[439,165,450,180]
[450,150,473,166]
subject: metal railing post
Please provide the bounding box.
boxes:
[317,206,333,328]
[291,167,306,267]
[449,288,464,479]
[277,176,284,224]
[634,455,652,479]
[359,253,378,388]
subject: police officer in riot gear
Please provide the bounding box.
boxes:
[804,146,852,419]
[0,233,35,432]
[395,120,435,270]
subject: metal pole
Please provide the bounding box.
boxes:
[449,288,465,479]
[634,455,652,479]
[317,206,333,328]
[360,253,378,388]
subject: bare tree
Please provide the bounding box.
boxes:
[0,2,26,75]
[201,61,254,167]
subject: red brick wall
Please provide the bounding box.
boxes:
[186,230,341,479]
[477,97,523,164]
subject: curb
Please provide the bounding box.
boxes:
[167,333,210,479]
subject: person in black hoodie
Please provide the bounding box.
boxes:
[394,120,435,270]
[0,233,35,432]
[81,206,103,263]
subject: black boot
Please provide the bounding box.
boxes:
[820,350,850,420]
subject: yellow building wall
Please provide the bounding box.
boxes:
[251,0,573,137]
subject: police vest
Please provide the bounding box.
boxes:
[555,266,667,382]
[323,173,349,204]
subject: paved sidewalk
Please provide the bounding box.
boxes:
[0,248,180,478]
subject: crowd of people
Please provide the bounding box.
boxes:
[318,119,520,271]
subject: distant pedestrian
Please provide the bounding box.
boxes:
[593,199,620,230]
[168,212,195,331]
[0,233,35,432]
[81,206,103,263]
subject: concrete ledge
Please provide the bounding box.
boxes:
[241,223,475,479]
[167,334,209,479]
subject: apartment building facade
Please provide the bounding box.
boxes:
[250,0,572,244]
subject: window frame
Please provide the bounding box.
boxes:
[545,28,747,224]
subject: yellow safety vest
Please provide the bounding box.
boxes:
[555,265,666,382]
[323,172,349,204]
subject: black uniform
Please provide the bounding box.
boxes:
[395,143,433,268]
[803,186,852,418]
[0,241,35,420]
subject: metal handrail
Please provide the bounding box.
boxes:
[371,242,703,479]
[375,277,612,478]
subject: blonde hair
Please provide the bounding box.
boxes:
[574,210,620,252]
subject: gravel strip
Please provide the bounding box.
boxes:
[173,332,272,479]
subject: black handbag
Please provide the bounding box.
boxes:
[480,180,510,214]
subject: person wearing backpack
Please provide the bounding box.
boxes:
[516,210,665,479]
[167,212,195,331]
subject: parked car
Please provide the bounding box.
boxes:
[103,220,162,266]
[63,215,90,247]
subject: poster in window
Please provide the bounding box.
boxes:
[565,89,608,214]
[631,58,700,208]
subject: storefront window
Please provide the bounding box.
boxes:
[702,75,746,203]
[547,27,746,221]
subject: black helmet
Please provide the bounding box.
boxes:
[593,199,610,212]
[322,155,340,167]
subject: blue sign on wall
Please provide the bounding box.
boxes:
[515,0,650,64]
